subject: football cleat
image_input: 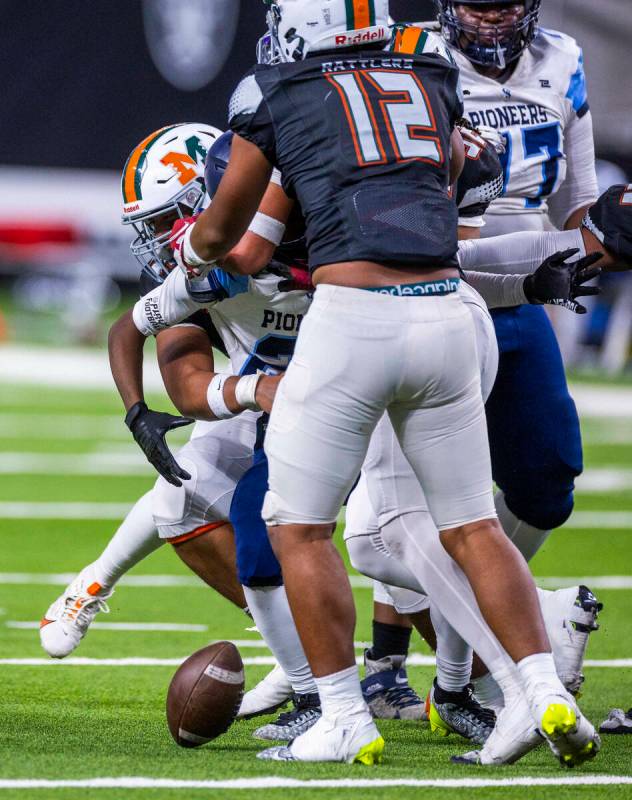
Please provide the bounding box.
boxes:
[237,663,292,720]
[539,585,602,695]
[253,692,321,741]
[257,710,384,764]
[40,570,112,658]
[451,689,543,766]
[428,679,496,745]
[538,695,601,768]
[361,651,426,721]
[599,708,632,735]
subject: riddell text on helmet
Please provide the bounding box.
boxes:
[335,28,386,46]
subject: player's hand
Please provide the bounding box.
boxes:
[125,401,194,486]
[277,264,314,293]
[523,249,602,314]
[255,374,284,414]
[169,216,213,279]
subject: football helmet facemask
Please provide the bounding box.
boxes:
[262,0,390,63]
[121,123,223,282]
[438,0,541,69]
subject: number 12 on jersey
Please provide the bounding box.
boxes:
[327,69,444,167]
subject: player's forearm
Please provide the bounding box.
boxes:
[462,271,527,308]
[108,310,147,412]
[458,228,586,274]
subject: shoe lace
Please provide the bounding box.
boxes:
[459,685,496,727]
[383,684,422,709]
[60,592,110,629]
[273,694,320,726]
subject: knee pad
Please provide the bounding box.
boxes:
[499,468,577,531]
[151,456,200,534]
[346,535,395,584]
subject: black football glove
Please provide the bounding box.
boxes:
[523,248,602,314]
[125,401,194,487]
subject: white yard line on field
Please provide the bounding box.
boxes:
[0,452,153,475]
[1,571,632,590]
[0,776,631,790]
[0,502,134,519]
[5,623,371,651]
[0,655,629,668]
[3,503,632,526]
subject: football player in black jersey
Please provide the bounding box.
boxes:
[169,0,599,766]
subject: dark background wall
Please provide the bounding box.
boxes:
[2,1,436,171]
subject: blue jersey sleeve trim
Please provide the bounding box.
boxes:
[566,50,589,116]
[208,268,249,300]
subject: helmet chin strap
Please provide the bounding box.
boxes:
[495,38,506,69]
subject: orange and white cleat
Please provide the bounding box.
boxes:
[40,569,112,658]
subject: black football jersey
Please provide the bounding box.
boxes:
[456,126,504,220]
[230,50,463,273]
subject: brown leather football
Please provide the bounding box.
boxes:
[166,641,245,747]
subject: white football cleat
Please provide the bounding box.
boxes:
[237,663,292,719]
[534,690,601,768]
[40,570,112,658]
[452,688,542,766]
[538,585,602,695]
[257,710,384,764]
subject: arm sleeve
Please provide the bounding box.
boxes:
[457,228,586,275]
[548,110,599,229]
[462,271,528,308]
[132,268,201,336]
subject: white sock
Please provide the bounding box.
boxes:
[89,492,162,589]
[314,664,366,718]
[472,671,505,713]
[516,652,565,700]
[495,491,551,562]
[492,663,524,703]
[431,604,472,692]
[242,585,317,695]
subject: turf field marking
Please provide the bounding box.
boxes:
[1,572,632,590]
[0,655,629,667]
[0,502,134,519]
[6,621,209,632]
[0,452,153,475]
[5,623,371,649]
[0,776,631,790]
[0,571,372,589]
[4,503,632,528]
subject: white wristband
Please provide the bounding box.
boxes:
[234,374,263,412]
[270,168,283,186]
[183,224,213,268]
[248,212,286,247]
[207,374,237,420]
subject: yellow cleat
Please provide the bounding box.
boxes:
[429,703,451,737]
[353,736,385,765]
[541,704,577,738]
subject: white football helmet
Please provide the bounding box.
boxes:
[121,123,223,279]
[264,0,390,62]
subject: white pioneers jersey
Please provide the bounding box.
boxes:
[395,24,598,234]
[132,266,310,376]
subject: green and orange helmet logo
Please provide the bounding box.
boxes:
[121,125,209,208]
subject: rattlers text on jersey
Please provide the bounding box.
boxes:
[391,24,599,232]
[133,266,310,377]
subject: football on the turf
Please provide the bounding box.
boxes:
[166,641,244,748]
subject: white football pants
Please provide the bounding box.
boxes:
[262,283,496,531]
